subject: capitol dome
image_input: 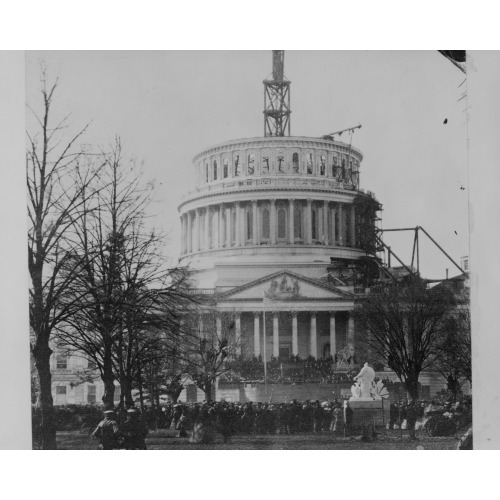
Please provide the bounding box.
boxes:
[176,52,382,378]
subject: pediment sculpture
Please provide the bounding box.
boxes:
[264,275,301,300]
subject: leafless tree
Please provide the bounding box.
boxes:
[27,69,102,449]
[434,288,471,399]
[56,138,192,410]
[182,307,241,402]
[354,278,454,400]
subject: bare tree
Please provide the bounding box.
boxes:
[182,308,241,402]
[56,138,192,409]
[27,69,101,449]
[354,278,454,400]
[434,288,471,399]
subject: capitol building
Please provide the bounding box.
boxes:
[178,134,377,366]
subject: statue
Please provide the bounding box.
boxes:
[351,381,362,398]
[353,362,376,399]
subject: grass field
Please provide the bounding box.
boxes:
[56,428,459,450]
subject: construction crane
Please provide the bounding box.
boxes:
[321,124,362,140]
[263,50,291,137]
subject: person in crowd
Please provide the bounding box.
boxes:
[345,402,353,437]
[92,410,120,450]
[122,408,148,449]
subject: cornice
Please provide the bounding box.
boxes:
[178,183,360,212]
[192,136,363,163]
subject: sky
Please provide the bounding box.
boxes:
[25,51,469,280]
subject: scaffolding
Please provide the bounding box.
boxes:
[263,50,291,137]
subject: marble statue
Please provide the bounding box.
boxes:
[353,362,376,399]
[351,381,362,398]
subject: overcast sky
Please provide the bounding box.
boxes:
[25,51,469,280]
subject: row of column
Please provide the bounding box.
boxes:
[252,311,355,359]
[181,200,357,254]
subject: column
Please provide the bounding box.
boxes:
[216,314,222,339]
[187,211,192,253]
[347,312,355,349]
[194,208,200,252]
[270,199,277,245]
[225,205,231,247]
[219,204,225,247]
[252,200,258,245]
[213,206,220,248]
[323,201,329,245]
[289,199,295,244]
[331,206,337,245]
[292,312,298,355]
[306,199,312,244]
[272,312,279,358]
[235,313,241,355]
[180,215,185,254]
[310,313,317,358]
[240,203,246,246]
[253,312,260,357]
[350,205,356,248]
[330,312,336,359]
[235,202,241,246]
[204,206,210,250]
[338,203,344,246]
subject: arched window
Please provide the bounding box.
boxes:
[262,155,270,174]
[292,152,299,173]
[341,158,346,180]
[320,154,326,175]
[223,158,228,178]
[205,163,209,183]
[234,154,241,176]
[307,153,313,174]
[278,207,287,239]
[213,160,218,180]
[277,153,285,173]
[294,205,302,239]
[333,156,340,179]
[246,209,253,241]
[248,153,255,175]
[261,208,270,240]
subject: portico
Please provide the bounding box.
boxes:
[203,270,357,361]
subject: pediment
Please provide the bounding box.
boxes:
[218,270,354,301]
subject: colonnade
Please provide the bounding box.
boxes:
[203,310,355,360]
[180,199,358,254]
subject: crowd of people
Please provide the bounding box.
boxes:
[221,355,359,384]
[33,392,472,448]
[82,395,472,448]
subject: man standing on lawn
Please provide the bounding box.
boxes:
[92,410,120,450]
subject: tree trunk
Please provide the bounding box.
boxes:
[137,366,145,412]
[101,349,115,409]
[404,376,420,401]
[203,381,213,403]
[33,342,57,450]
[124,380,134,408]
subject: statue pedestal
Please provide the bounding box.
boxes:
[344,399,389,431]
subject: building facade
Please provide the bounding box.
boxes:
[178,136,379,365]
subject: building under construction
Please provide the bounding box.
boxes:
[175,51,465,402]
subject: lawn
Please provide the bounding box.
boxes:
[55,428,459,450]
